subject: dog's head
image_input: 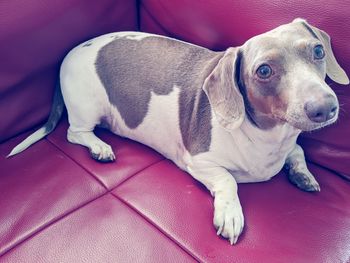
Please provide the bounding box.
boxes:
[203,19,349,131]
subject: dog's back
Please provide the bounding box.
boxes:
[60,32,222,167]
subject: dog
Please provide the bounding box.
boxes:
[8,18,349,244]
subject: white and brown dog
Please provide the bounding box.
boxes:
[8,19,349,244]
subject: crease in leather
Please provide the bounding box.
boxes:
[111,158,165,189]
[0,191,107,257]
[111,191,202,263]
[306,159,350,181]
[47,136,166,190]
[46,137,108,190]
[1,138,165,257]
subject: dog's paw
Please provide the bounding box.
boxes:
[90,144,116,162]
[288,171,320,192]
[213,197,244,245]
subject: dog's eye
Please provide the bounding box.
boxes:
[313,45,325,60]
[256,64,272,79]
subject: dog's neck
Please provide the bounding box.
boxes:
[242,103,281,130]
[238,116,301,145]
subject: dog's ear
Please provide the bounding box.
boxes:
[296,18,349,85]
[203,48,245,130]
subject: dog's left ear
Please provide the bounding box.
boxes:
[203,47,245,130]
[295,18,349,85]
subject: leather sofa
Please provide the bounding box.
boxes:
[1,1,349,262]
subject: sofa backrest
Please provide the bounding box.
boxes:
[0,0,138,143]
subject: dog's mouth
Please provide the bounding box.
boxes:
[244,102,338,132]
[292,118,337,131]
[275,112,338,132]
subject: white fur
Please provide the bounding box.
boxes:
[60,33,115,132]
[184,116,300,244]
[108,86,187,169]
[210,117,300,183]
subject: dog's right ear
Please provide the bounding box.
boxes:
[203,47,245,131]
[294,18,349,85]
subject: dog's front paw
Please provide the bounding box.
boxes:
[213,196,244,245]
[90,144,116,162]
[288,171,320,192]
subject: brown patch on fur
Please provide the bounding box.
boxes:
[95,35,222,155]
[179,86,212,155]
[245,86,289,129]
[203,48,245,130]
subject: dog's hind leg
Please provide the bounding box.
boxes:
[60,70,115,162]
[67,128,115,162]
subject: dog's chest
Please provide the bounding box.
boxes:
[240,134,296,182]
[211,121,300,183]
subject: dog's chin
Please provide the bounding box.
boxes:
[285,116,338,132]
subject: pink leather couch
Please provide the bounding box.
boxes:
[1,1,350,262]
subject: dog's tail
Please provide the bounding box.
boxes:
[7,82,65,158]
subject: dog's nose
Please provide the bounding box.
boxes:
[304,96,338,123]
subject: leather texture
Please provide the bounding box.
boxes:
[1,0,350,262]
[0,0,138,143]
